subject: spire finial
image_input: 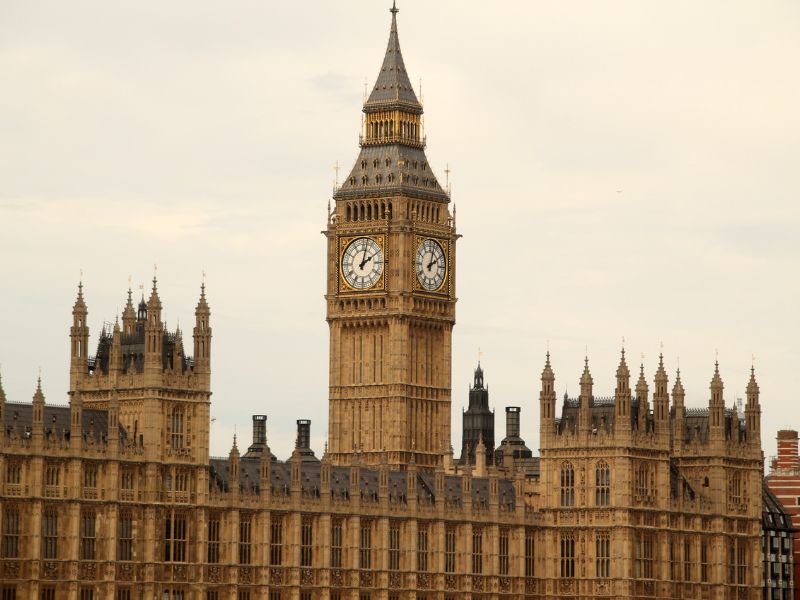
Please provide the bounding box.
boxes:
[390,0,398,15]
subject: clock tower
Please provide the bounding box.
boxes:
[325,2,456,469]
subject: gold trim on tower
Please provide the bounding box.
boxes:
[338,235,387,293]
[413,236,449,295]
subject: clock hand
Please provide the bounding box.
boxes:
[426,252,437,272]
[358,245,370,270]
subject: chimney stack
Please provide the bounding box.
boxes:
[776,430,800,472]
[252,415,267,447]
[296,419,311,450]
[505,407,521,439]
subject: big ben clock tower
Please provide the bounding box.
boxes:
[325,2,456,469]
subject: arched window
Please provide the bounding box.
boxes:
[560,462,575,507]
[728,471,745,508]
[171,407,185,449]
[346,205,351,222]
[595,461,610,506]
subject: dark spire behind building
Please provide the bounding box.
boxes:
[460,363,494,466]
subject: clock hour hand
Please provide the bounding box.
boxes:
[426,254,437,272]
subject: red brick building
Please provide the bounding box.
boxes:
[767,430,800,599]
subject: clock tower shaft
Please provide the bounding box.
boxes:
[325,4,457,470]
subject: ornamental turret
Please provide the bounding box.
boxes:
[579,357,593,432]
[193,283,211,383]
[653,354,670,428]
[635,362,649,432]
[614,349,632,432]
[32,375,45,448]
[745,366,761,446]
[121,287,136,337]
[709,361,725,442]
[672,368,686,450]
[143,278,163,376]
[539,352,556,443]
[70,282,89,390]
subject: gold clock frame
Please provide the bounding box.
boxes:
[413,236,449,295]
[338,235,387,293]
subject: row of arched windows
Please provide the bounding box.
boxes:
[345,201,393,223]
[367,118,418,142]
[411,201,442,224]
[560,461,611,507]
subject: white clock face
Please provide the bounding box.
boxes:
[416,239,446,291]
[342,237,384,290]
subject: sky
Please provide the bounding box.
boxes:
[1,0,799,462]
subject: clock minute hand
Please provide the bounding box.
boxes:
[358,246,370,269]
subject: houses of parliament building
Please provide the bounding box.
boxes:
[0,4,788,600]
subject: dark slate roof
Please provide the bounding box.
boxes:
[208,457,516,508]
[91,319,189,376]
[762,481,795,532]
[2,402,127,444]
[364,7,421,112]
[555,396,747,443]
[336,145,448,202]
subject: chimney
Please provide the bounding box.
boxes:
[505,407,521,439]
[296,419,311,450]
[252,415,267,447]
[776,430,799,472]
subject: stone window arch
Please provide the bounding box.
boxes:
[595,461,610,506]
[560,462,575,507]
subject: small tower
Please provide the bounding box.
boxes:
[614,349,632,432]
[672,369,686,451]
[143,278,163,377]
[475,434,487,477]
[539,352,556,444]
[109,319,123,378]
[745,365,761,446]
[121,287,136,337]
[709,361,725,442]
[32,375,45,449]
[579,357,593,432]
[460,363,494,466]
[70,390,83,451]
[229,435,240,497]
[69,282,89,391]
[653,354,670,430]
[193,283,211,386]
[635,363,649,432]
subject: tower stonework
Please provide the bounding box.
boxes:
[69,280,212,469]
[324,4,456,469]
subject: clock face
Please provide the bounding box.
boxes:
[416,239,446,291]
[342,237,384,290]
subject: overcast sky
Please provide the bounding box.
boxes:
[1,1,798,462]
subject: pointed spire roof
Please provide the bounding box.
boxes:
[473,361,485,389]
[541,351,555,381]
[655,353,668,383]
[635,362,648,396]
[710,360,724,391]
[672,368,685,398]
[365,2,421,111]
[147,276,161,309]
[616,347,630,379]
[73,281,87,314]
[196,282,210,314]
[33,374,44,404]
[746,365,759,397]
[580,356,593,386]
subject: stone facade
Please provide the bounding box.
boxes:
[0,3,770,600]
